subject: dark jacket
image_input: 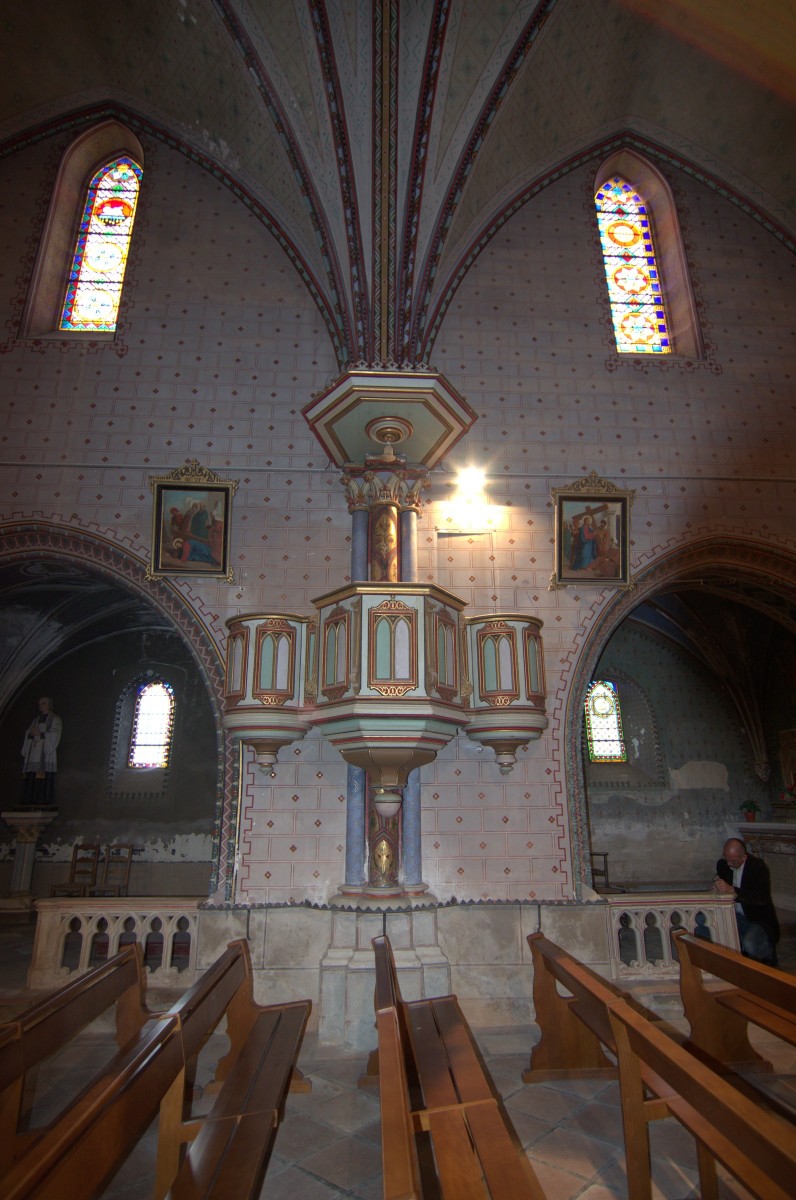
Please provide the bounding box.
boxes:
[716,852,780,944]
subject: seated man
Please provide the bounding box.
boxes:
[714,837,779,966]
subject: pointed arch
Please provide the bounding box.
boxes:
[594,151,702,359]
[0,522,238,901]
[564,536,796,892]
[21,120,144,339]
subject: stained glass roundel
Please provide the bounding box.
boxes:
[595,176,670,355]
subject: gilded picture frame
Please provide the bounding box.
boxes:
[148,461,237,582]
[550,471,635,590]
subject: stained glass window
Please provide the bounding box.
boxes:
[60,156,142,332]
[128,681,174,769]
[585,680,626,762]
[595,176,670,355]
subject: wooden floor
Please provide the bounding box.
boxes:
[1,913,794,1200]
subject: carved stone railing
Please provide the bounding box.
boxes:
[29,897,202,990]
[603,891,739,980]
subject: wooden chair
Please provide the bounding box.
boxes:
[590,851,609,889]
[50,843,102,898]
[89,844,133,897]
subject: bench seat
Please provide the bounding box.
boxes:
[372,934,544,1200]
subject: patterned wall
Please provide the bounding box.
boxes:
[1,118,794,904]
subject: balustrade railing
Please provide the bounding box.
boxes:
[602,891,739,979]
[30,897,202,989]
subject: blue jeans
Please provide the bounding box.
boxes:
[736,914,775,963]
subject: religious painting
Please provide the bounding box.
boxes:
[148,461,237,581]
[550,471,634,590]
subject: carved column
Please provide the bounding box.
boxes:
[339,457,429,894]
[0,809,58,910]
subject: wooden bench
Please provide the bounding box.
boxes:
[608,994,796,1200]
[673,929,796,1069]
[523,931,666,1082]
[161,939,311,1200]
[0,939,311,1200]
[0,942,150,1174]
[372,934,545,1200]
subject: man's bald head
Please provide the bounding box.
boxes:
[723,838,747,867]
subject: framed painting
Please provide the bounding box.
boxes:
[148,461,237,581]
[550,471,635,590]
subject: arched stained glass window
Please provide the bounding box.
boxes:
[60,156,142,332]
[128,681,174,769]
[595,176,670,355]
[585,680,626,763]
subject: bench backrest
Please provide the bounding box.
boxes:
[608,997,795,1200]
[376,1005,422,1200]
[528,931,629,1050]
[0,942,149,1166]
[673,930,796,1009]
[373,933,402,1011]
[167,938,252,1065]
[1,1014,183,1200]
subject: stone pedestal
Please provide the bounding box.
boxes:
[319,905,450,1050]
[0,809,58,910]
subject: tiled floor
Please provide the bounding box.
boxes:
[1,913,794,1200]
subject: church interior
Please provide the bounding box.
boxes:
[1,1,795,1195]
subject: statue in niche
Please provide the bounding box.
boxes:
[20,696,62,808]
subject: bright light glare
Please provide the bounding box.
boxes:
[456,467,486,496]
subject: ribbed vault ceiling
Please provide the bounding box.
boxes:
[1,0,793,365]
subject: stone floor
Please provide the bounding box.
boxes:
[1,913,794,1200]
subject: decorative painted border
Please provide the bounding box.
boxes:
[410,0,559,359]
[211,0,355,363]
[308,0,371,359]
[397,0,451,363]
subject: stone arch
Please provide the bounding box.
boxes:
[563,535,796,892]
[0,521,238,900]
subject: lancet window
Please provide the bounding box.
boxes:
[585,680,626,763]
[595,175,670,355]
[60,156,142,332]
[128,681,175,769]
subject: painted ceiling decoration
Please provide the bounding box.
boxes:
[0,1,791,371]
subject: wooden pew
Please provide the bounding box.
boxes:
[608,995,796,1200]
[1,1011,184,1200]
[372,934,545,1200]
[0,943,150,1173]
[673,929,796,1068]
[160,939,312,1200]
[523,931,665,1082]
[0,939,311,1200]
